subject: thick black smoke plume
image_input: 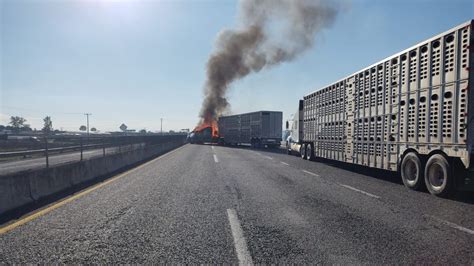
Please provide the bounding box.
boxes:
[199,0,339,123]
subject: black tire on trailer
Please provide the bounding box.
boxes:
[300,144,307,159]
[424,154,454,197]
[400,152,425,190]
[306,143,314,161]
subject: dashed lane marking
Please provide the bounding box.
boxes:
[280,162,289,166]
[227,209,254,265]
[302,170,320,177]
[338,184,380,199]
[428,215,474,235]
[213,154,219,163]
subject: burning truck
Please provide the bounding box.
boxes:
[187,120,219,144]
[189,111,283,148]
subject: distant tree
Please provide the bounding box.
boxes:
[0,125,5,131]
[91,127,97,132]
[42,116,53,135]
[119,123,128,132]
[139,129,147,134]
[79,125,87,131]
[9,116,30,132]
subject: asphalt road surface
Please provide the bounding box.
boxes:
[0,144,473,264]
[0,146,123,176]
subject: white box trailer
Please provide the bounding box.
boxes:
[219,111,283,148]
[287,20,474,196]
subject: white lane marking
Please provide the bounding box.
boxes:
[211,146,215,151]
[213,154,219,163]
[227,209,254,265]
[280,161,289,166]
[302,170,320,177]
[428,215,474,235]
[339,184,380,199]
[264,156,273,160]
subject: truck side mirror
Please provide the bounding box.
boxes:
[286,121,289,129]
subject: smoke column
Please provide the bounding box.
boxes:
[199,0,339,123]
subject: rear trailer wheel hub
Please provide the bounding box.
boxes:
[428,163,446,189]
[404,159,418,182]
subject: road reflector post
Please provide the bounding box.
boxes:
[44,136,49,168]
[80,137,83,161]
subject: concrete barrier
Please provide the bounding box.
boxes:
[0,174,32,215]
[0,138,185,216]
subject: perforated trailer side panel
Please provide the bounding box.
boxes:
[303,21,472,170]
[219,111,282,144]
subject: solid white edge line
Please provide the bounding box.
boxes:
[227,209,254,265]
[302,170,320,177]
[428,215,474,235]
[280,162,289,166]
[213,154,219,163]
[339,184,380,199]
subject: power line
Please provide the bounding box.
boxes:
[2,105,83,115]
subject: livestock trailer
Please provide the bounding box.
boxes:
[287,20,474,196]
[219,111,283,148]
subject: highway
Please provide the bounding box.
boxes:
[0,146,124,176]
[0,144,473,264]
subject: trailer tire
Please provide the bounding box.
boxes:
[424,154,454,197]
[305,143,314,161]
[400,152,424,191]
[300,144,307,159]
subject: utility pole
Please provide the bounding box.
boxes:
[84,113,92,138]
[160,118,163,135]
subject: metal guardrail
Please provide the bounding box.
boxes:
[0,144,103,157]
[0,135,186,168]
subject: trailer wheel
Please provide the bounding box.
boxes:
[300,144,307,159]
[305,143,314,161]
[424,154,454,197]
[400,152,424,190]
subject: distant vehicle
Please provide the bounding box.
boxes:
[286,20,474,197]
[6,135,41,142]
[218,111,282,148]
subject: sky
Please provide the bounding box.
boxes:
[1,0,473,132]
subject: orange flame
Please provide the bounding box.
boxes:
[194,114,219,138]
